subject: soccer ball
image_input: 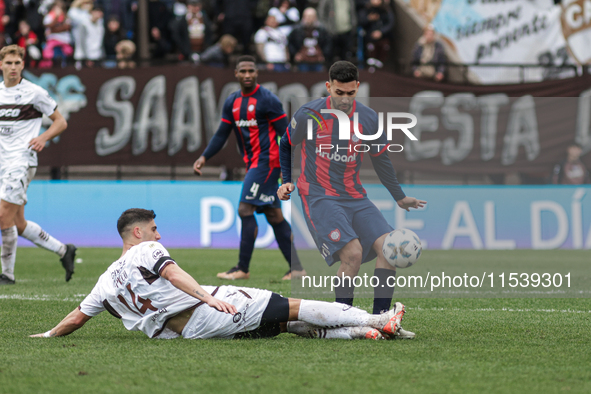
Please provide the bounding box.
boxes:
[381,229,422,268]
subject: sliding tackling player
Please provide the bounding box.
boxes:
[31,208,408,340]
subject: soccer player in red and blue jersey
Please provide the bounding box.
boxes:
[194,55,305,281]
[278,61,426,337]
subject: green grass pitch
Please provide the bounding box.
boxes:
[1,247,590,394]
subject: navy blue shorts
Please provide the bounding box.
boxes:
[300,195,393,266]
[240,166,281,213]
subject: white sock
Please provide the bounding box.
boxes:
[287,321,374,339]
[1,226,18,280]
[297,300,376,328]
[21,221,66,258]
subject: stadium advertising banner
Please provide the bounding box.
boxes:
[24,181,591,250]
[400,0,591,83]
[29,66,591,177]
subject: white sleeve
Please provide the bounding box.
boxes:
[33,87,58,117]
[140,242,176,276]
[79,280,106,317]
[254,29,267,44]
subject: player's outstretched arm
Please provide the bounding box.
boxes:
[160,263,236,314]
[28,110,68,152]
[30,308,92,338]
[193,121,233,176]
[397,196,427,212]
[278,182,295,201]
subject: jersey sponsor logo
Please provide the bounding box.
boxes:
[315,147,357,163]
[0,126,13,135]
[152,249,164,260]
[236,119,258,127]
[259,193,275,203]
[329,229,341,242]
[0,108,21,117]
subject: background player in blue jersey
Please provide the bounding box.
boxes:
[194,55,305,281]
[278,61,426,338]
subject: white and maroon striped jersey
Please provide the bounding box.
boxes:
[79,241,215,338]
[0,78,57,169]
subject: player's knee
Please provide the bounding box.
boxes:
[264,209,283,225]
[342,249,363,267]
[238,204,256,217]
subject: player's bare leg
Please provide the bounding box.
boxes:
[371,233,415,339]
[217,202,257,280]
[0,200,20,284]
[334,239,363,305]
[285,298,404,339]
[15,205,76,282]
[263,206,306,280]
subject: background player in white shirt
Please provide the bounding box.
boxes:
[31,208,409,341]
[0,45,76,285]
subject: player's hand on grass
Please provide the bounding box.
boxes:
[278,183,295,200]
[397,196,426,211]
[29,135,48,152]
[30,333,46,338]
[193,156,206,176]
[206,297,237,314]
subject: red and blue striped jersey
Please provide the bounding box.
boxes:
[219,84,287,170]
[281,97,405,201]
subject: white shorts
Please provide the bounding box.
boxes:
[0,166,36,206]
[182,285,273,339]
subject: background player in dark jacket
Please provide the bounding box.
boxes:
[193,55,305,281]
[278,61,425,338]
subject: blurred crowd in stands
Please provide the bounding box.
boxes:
[0,0,400,70]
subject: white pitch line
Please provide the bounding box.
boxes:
[0,294,86,302]
[408,306,591,314]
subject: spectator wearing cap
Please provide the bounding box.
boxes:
[411,24,446,82]
[254,14,290,71]
[288,7,331,72]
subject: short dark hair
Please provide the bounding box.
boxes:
[117,208,156,237]
[236,55,256,68]
[329,61,358,83]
